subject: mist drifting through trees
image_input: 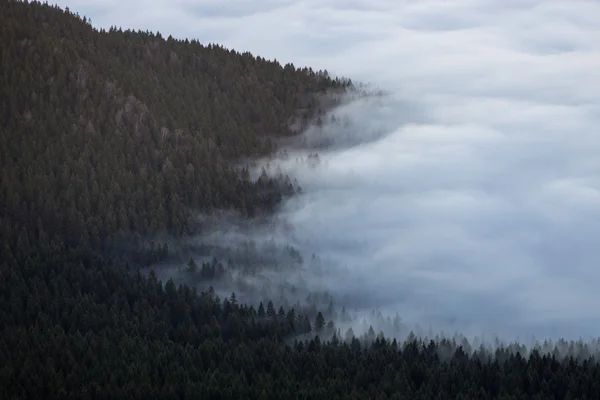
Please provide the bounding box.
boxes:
[174,0,600,344]
[4,0,600,398]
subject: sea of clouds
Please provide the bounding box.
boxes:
[66,0,600,341]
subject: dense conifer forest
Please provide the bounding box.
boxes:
[2,1,600,398]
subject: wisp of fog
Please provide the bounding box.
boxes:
[71,0,600,342]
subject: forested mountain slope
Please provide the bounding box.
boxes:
[0,0,348,256]
[2,1,600,399]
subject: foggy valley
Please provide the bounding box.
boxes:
[4,0,600,397]
[130,0,600,345]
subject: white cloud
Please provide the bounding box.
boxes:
[63,0,600,340]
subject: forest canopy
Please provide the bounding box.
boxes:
[1,0,350,256]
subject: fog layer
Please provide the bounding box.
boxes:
[251,0,600,341]
[68,0,600,341]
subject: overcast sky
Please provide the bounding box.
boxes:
[60,0,600,341]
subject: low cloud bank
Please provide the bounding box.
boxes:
[261,88,600,341]
[69,0,600,342]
